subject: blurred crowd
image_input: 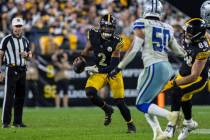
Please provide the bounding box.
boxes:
[0,0,188,55]
[0,0,190,107]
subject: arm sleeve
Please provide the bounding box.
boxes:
[118,36,144,69]
[169,36,185,57]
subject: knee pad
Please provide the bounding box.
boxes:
[85,87,97,98]
[136,103,151,113]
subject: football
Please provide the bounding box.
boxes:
[73,56,87,73]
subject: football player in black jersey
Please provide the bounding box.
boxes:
[73,14,136,133]
[162,18,210,139]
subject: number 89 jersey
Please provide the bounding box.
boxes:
[88,28,122,69]
[132,18,175,67]
[179,39,210,80]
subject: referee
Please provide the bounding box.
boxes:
[0,17,32,128]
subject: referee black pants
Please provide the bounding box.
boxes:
[2,66,26,125]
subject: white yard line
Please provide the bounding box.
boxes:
[191,129,210,135]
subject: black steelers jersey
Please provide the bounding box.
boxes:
[179,39,210,80]
[87,28,123,69]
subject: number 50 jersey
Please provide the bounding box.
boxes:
[132,18,184,67]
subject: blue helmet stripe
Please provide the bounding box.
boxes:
[133,25,145,30]
[134,22,145,25]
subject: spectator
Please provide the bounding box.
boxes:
[52,48,71,108]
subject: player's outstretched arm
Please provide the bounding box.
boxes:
[175,57,208,86]
[108,29,144,77]
[169,36,185,57]
[118,29,144,69]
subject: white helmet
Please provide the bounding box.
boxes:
[143,0,163,19]
[201,0,210,23]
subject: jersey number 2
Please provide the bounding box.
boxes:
[152,27,170,52]
[98,53,107,66]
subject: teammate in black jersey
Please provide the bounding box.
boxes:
[163,18,210,139]
[73,14,136,133]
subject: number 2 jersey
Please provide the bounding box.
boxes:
[132,18,184,67]
[179,39,210,80]
[88,28,122,70]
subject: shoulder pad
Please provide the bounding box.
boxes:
[89,28,99,33]
[87,28,99,40]
[115,36,124,50]
[132,18,145,30]
[196,40,210,59]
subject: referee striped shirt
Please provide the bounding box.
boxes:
[0,34,30,66]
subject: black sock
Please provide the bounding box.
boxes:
[181,100,192,120]
[169,87,182,111]
[86,87,104,107]
[101,103,112,113]
[115,98,132,123]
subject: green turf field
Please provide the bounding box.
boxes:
[0,106,210,140]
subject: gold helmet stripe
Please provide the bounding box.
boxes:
[185,18,204,25]
[108,14,111,23]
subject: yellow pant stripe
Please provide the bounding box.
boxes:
[181,81,207,101]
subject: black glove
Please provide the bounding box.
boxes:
[108,67,121,78]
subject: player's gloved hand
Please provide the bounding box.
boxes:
[108,67,121,78]
[162,77,178,92]
[162,80,174,92]
[85,65,98,75]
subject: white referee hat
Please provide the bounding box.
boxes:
[12,17,24,26]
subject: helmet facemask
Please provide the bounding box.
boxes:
[100,23,115,39]
[183,18,207,44]
[99,14,116,40]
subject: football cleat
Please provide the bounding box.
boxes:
[127,122,136,133]
[164,124,175,138]
[178,120,198,140]
[104,105,114,126]
[155,129,168,140]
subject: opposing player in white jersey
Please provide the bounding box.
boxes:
[109,0,185,139]
[201,1,210,28]
[201,1,210,40]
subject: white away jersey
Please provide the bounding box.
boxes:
[132,18,181,67]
